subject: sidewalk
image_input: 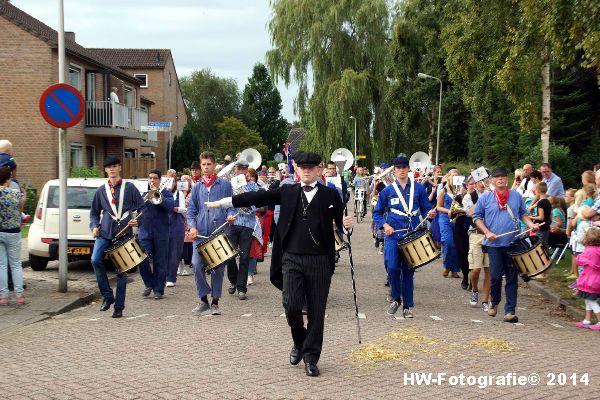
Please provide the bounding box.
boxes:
[0,238,100,334]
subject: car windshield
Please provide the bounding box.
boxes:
[47,186,98,209]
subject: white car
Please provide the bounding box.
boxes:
[27,178,105,271]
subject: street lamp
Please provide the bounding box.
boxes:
[349,115,357,168]
[417,72,442,166]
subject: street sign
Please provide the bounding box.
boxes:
[149,121,172,127]
[38,83,84,128]
[140,126,161,131]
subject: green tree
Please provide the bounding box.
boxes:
[267,0,392,165]
[180,69,241,147]
[241,63,289,159]
[170,124,201,171]
[213,117,269,161]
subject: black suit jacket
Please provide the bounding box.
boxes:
[232,182,344,290]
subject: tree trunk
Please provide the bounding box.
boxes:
[428,107,435,161]
[541,48,551,163]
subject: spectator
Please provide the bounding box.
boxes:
[518,164,536,197]
[110,87,119,103]
[0,166,24,305]
[540,163,565,197]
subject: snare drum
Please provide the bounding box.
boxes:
[196,232,239,270]
[397,228,440,270]
[105,234,148,273]
[508,236,551,277]
[334,230,348,252]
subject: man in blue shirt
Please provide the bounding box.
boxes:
[89,156,145,318]
[540,163,565,197]
[473,167,539,323]
[372,156,435,318]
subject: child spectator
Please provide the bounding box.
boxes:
[574,227,600,330]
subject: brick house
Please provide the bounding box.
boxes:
[89,49,187,172]
[0,1,185,189]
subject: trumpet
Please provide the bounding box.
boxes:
[144,177,172,205]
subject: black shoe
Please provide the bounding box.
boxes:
[112,309,123,318]
[290,346,302,365]
[99,298,115,311]
[461,279,468,290]
[305,362,320,377]
[154,294,163,300]
[384,279,389,287]
[142,287,152,297]
[227,284,236,295]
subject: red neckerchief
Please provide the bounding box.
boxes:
[494,188,509,210]
[191,175,201,184]
[108,179,122,205]
[201,174,217,188]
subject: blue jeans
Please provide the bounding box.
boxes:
[192,245,225,299]
[0,232,23,296]
[248,258,257,275]
[487,246,518,314]
[91,236,127,310]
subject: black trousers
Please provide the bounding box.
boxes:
[226,225,253,293]
[282,252,331,364]
[454,219,470,281]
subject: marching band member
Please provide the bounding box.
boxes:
[187,151,235,316]
[190,161,201,185]
[179,174,194,276]
[225,159,259,300]
[472,167,539,323]
[372,155,435,318]
[138,169,174,300]
[89,157,145,318]
[166,173,186,287]
[437,169,461,278]
[206,151,353,377]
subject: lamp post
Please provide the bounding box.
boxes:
[417,72,442,166]
[349,115,357,168]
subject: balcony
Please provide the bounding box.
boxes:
[84,101,156,145]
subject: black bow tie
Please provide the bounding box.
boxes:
[303,185,315,192]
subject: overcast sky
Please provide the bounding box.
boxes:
[12,0,299,121]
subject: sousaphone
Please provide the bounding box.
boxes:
[239,148,262,170]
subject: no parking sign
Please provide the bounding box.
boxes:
[39,83,85,128]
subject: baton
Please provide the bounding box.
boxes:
[342,203,362,344]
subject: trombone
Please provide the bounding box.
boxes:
[143,177,172,205]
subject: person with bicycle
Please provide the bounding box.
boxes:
[353,167,369,220]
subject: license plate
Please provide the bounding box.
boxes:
[67,247,91,255]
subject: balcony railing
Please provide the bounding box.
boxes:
[85,101,148,132]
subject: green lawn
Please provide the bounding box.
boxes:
[542,251,585,310]
[21,224,29,238]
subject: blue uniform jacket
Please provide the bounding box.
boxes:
[138,188,174,241]
[90,180,145,241]
[186,178,235,240]
[372,179,431,242]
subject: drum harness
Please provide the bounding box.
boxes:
[389,179,420,232]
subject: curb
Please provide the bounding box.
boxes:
[528,281,585,320]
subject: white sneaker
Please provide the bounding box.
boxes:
[378,248,383,255]
[166,282,175,287]
[177,264,183,276]
[469,290,478,307]
[247,275,254,285]
[181,266,190,276]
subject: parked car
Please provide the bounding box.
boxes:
[28,178,105,270]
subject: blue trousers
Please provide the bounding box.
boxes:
[91,236,127,310]
[487,246,518,314]
[166,221,185,283]
[139,237,169,295]
[192,242,225,299]
[384,237,414,308]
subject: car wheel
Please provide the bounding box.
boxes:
[29,254,49,271]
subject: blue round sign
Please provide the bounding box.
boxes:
[39,83,85,128]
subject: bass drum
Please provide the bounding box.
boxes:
[397,228,440,270]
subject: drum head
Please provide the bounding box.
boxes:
[105,234,133,253]
[508,235,539,257]
[398,227,426,246]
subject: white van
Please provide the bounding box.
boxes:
[27,178,105,270]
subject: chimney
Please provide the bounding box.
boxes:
[65,31,76,42]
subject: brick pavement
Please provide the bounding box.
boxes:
[1,215,598,399]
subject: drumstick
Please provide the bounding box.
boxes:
[114,211,144,239]
[476,223,545,244]
[193,212,239,240]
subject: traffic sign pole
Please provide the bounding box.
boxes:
[57,0,68,293]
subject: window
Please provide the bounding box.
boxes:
[124,149,136,159]
[86,145,96,167]
[47,186,97,209]
[70,143,83,169]
[134,74,148,88]
[123,85,136,107]
[86,73,96,100]
[69,64,82,90]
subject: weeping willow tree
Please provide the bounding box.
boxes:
[266,0,396,164]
